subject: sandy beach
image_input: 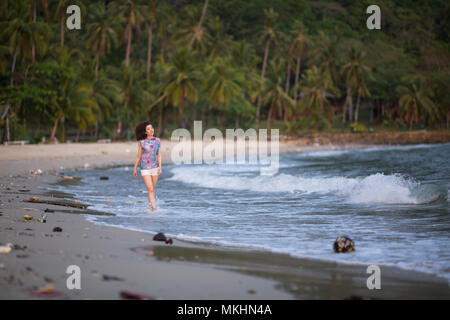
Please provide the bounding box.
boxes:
[1,136,449,300]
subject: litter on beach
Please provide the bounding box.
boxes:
[0,243,13,254]
[29,284,65,297]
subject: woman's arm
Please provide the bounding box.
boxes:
[133,142,142,178]
[157,144,162,174]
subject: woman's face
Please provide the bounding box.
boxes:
[145,124,154,136]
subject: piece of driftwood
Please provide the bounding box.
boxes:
[23,199,88,209]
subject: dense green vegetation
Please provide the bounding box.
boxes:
[0,0,448,143]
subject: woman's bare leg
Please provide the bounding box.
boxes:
[151,175,159,189]
[142,175,156,209]
[151,175,159,208]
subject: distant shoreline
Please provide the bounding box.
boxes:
[1,129,449,178]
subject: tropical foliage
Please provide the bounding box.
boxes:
[0,0,448,143]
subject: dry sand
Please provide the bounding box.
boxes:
[0,139,449,300]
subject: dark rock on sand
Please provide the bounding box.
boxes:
[120,290,156,300]
[153,232,167,242]
[52,227,63,232]
[102,274,124,281]
[333,236,355,253]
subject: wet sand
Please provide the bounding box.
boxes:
[1,139,449,299]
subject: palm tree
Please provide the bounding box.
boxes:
[54,0,84,49]
[116,0,145,67]
[290,21,308,104]
[342,45,369,122]
[397,76,438,131]
[90,78,123,139]
[174,4,208,55]
[313,31,340,89]
[230,41,262,122]
[255,8,278,128]
[354,81,370,123]
[1,1,50,81]
[49,48,98,142]
[263,59,295,130]
[142,0,158,80]
[154,4,176,60]
[163,48,201,127]
[0,1,49,142]
[205,16,233,59]
[188,0,209,50]
[278,32,295,120]
[30,0,50,63]
[203,56,244,125]
[55,0,69,48]
[86,2,119,79]
[297,66,340,129]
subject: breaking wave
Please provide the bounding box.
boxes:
[168,166,443,205]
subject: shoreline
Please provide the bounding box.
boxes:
[1,139,450,299]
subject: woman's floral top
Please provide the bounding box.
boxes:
[139,137,160,170]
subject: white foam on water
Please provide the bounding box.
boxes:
[293,143,446,159]
[168,166,432,204]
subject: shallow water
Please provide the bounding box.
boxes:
[52,143,450,281]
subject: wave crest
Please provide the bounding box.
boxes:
[168,166,441,205]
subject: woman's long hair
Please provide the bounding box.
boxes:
[135,121,152,141]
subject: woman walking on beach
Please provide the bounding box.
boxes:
[133,121,162,211]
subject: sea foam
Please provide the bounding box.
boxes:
[167,166,438,205]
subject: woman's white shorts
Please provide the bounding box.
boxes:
[141,168,160,176]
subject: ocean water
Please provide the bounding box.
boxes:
[52,143,450,281]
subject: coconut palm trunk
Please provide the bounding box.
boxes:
[50,113,62,142]
[157,103,163,136]
[179,91,185,127]
[10,49,18,86]
[343,86,353,122]
[188,0,208,49]
[256,40,271,128]
[31,0,36,64]
[125,23,132,66]
[284,61,291,121]
[150,94,167,108]
[146,21,153,80]
[294,56,301,103]
[355,91,361,122]
[95,54,99,80]
[59,14,64,47]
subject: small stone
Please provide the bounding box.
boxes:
[102,274,124,281]
[53,227,63,232]
[153,232,167,242]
